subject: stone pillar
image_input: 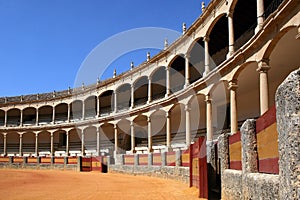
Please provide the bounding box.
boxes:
[147,77,152,104]
[96,126,101,156]
[20,109,23,126]
[185,104,191,146]
[96,96,100,117]
[256,0,264,32]
[52,107,55,124]
[184,54,190,88]
[36,109,39,126]
[203,36,210,76]
[148,153,153,166]
[3,134,7,156]
[161,152,167,166]
[50,132,54,157]
[35,133,39,156]
[114,124,118,157]
[276,69,300,200]
[257,59,271,115]
[227,11,235,57]
[131,85,134,109]
[81,130,85,156]
[218,133,229,174]
[82,102,85,120]
[114,91,118,113]
[67,104,71,122]
[166,111,171,150]
[19,133,23,156]
[147,117,153,153]
[66,131,69,156]
[206,95,213,141]
[134,154,139,166]
[130,121,135,153]
[165,66,171,97]
[229,80,238,134]
[175,150,182,167]
[4,110,7,127]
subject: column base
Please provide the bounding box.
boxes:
[165,146,173,152]
[148,148,153,153]
[255,24,263,34]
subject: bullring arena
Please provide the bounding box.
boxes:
[0,0,299,199]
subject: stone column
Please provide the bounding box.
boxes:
[114,91,118,113]
[19,133,23,156]
[256,0,264,32]
[184,54,190,88]
[50,132,54,157]
[3,134,7,156]
[81,130,85,156]
[114,124,118,156]
[67,104,71,122]
[166,111,171,150]
[96,126,101,156]
[66,131,69,156]
[130,121,135,153]
[131,85,134,109]
[52,107,55,124]
[96,96,100,117]
[20,109,23,126]
[36,109,39,126]
[276,69,300,200]
[165,66,171,97]
[185,104,191,146]
[206,95,213,141]
[257,59,271,115]
[229,80,238,134]
[147,77,152,104]
[227,11,235,57]
[203,36,210,76]
[35,133,39,156]
[82,102,85,120]
[147,117,153,153]
[4,111,7,127]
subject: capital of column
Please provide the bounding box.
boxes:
[114,124,117,129]
[257,59,271,73]
[165,66,169,71]
[147,117,151,123]
[184,53,191,59]
[205,95,212,103]
[19,133,23,138]
[226,10,234,18]
[203,36,210,42]
[185,104,191,112]
[166,111,170,118]
[130,121,134,126]
[228,79,238,91]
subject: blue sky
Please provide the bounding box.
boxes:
[0,0,210,97]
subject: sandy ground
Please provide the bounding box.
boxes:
[0,169,200,200]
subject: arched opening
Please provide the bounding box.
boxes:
[170,104,186,144]
[84,126,97,155]
[117,119,131,152]
[209,15,229,67]
[169,55,185,93]
[100,123,114,155]
[23,132,35,155]
[151,67,166,100]
[38,106,53,125]
[55,103,68,123]
[263,0,284,19]
[23,107,36,126]
[133,115,148,147]
[69,128,82,154]
[7,108,20,127]
[232,0,257,50]
[99,90,113,116]
[134,76,148,107]
[70,100,83,121]
[38,131,51,153]
[116,84,131,111]
[6,132,19,155]
[53,130,67,153]
[0,110,5,126]
[189,38,205,83]
[84,96,97,119]
[150,110,167,147]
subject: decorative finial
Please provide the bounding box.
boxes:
[130,61,134,70]
[202,2,205,13]
[97,77,100,85]
[4,97,7,103]
[182,22,186,34]
[113,69,117,78]
[36,93,39,100]
[81,83,85,90]
[20,95,23,102]
[68,87,71,95]
[147,52,151,62]
[164,39,169,50]
[53,91,56,98]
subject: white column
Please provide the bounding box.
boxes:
[206,95,213,141]
[166,111,171,150]
[165,66,171,97]
[185,104,191,146]
[3,134,7,156]
[81,130,85,156]
[96,126,100,156]
[82,102,85,120]
[130,121,135,153]
[35,133,39,156]
[131,85,134,109]
[229,80,238,134]
[19,133,23,156]
[67,104,71,122]
[184,54,190,88]
[52,107,55,124]
[114,124,118,155]
[114,91,118,113]
[256,0,265,32]
[147,77,152,104]
[96,96,100,117]
[147,117,153,153]
[20,109,23,127]
[66,131,69,156]
[203,36,210,76]
[50,132,54,157]
[257,60,271,115]
[227,11,235,57]
[36,109,39,126]
[4,111,7,127]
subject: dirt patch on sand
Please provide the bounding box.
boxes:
[0,169,199,200]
